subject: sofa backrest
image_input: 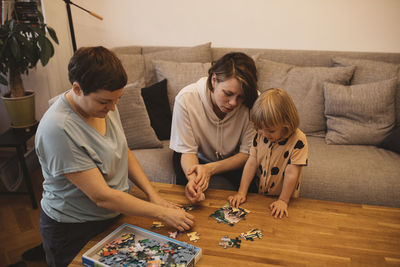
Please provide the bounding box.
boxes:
[112,44,400,131]
[212,48,400,66]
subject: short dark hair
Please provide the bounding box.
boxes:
[68,46,127,95]
[207,52,258,108]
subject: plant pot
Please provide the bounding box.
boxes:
[1,91,37,128]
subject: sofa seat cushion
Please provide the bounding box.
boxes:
[132,140,175,184]
[301,136,400,207]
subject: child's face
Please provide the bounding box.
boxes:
[258,124,286,142]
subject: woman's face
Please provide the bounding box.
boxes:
[211,76,244,116]
[74,85,124,118]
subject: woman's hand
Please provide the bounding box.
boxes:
[149,193,181,209]
[187,164,212,192]
[227,192,247,208]
[159,207,195,232]
[185,178,205,203]
[269,199,288,218]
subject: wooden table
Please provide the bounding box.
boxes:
[70,182,400,266]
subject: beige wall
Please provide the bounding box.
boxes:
[71,0,400,52]
[1,0,399,132]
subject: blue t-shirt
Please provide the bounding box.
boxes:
[35,93,129,223]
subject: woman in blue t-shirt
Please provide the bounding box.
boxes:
[35,47,194,267]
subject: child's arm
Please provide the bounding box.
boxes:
[228,156,258,208]
[270,164,302,218]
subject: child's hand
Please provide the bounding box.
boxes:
[269,199,288,218]
[227,192,247,208]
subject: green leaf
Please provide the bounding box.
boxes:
[39,37,53,66]
[46,27,58,44]
[10,36,21,60]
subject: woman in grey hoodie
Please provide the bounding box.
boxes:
[170,52,258,203]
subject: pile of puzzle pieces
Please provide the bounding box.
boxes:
[218,235,241,249]
[240,229,264,241]
[96,232,197,266]
[218,229,264,249]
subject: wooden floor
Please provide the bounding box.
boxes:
[0,168,47,267]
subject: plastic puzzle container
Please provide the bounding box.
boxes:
[82,223,202,266]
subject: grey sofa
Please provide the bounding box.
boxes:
[112,43,400,207]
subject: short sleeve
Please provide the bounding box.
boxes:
[249,133,258,158]
[289,135,308,166]
[36,118,96,177]
[169,94,198,154]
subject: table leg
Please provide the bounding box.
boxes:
[16,145,38,209]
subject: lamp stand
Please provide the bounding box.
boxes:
[62,0,103,52]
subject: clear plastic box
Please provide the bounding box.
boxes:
[82,223,202,266]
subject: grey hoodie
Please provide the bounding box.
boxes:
[170,77,254,162]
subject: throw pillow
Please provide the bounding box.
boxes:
[141,79,172,140]
[143,42,212,86]
[116,54,145,84]
[332,57,400,128]
[378,127,400,154]
[324,78,397,145]
[153,60,211,111]
[257,58,355,136]
[117,79,162,149]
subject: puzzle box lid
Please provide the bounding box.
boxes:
[82,223,202,267]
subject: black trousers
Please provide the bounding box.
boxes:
[173,152,257,193]
[40,209,118,267]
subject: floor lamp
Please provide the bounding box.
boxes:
[63,0,103,52]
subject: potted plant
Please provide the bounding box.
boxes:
[0,2,58,128]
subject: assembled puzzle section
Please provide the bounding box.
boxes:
[82,223,202,267]
[209,203,250,226]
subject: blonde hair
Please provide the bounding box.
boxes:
[251,88,299,138]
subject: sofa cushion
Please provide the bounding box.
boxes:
[117,80,162,149]
[324,78,397,145]
[141,79,172,140]
[143,42,212,86]
[116,54,145,84]
[153,60,211,111]
[332,57,400,128]
[257,59,355,136]
[378,127,400,154]
[302,136,400,207]
[132,140,175,184]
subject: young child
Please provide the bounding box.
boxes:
[228,88,308,218]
